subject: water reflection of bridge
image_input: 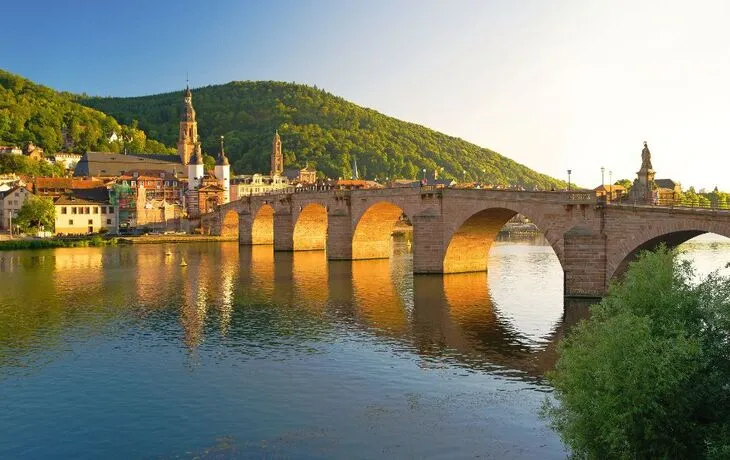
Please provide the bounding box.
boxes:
[0,243,591,381]
[214,244,584,380]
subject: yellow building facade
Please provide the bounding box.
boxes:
[54,196,118,235]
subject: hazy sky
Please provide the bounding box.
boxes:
[3,0,729,189]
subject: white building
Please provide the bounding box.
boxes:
[0,186,32,230]
[0,145,22,156]
[52,152,83,170]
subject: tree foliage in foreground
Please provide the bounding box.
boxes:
[544,246,730,459]
[81,81,568,188]
[15,195,55,232]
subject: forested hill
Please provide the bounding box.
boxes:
[81,81,566,188]
[0,69,174,155]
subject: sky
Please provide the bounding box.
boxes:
[2,0,730,190]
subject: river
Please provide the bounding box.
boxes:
[0,235,728,459]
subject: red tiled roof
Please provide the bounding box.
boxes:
[35,177,104,190]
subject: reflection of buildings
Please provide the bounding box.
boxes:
[52,248,105,293]
[178,243,240,351]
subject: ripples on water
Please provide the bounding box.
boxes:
[0,235,727,458]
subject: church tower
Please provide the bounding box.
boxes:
[271,130,283,176]
[187,137,204,190]
[177,86,198,165]
[214,135,231,204]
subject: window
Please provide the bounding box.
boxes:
[61,207,67,214]
[106,219,112,225]
[69,219,74,225]
[93,207,99,214]
[88,219,93,225]
[108,206,115,214]
[71,207,77,214]
[85,207,90,214]
[101,206,106,214]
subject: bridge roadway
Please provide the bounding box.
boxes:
[201,187,730,297]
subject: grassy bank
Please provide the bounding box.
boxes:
[0,236,118,251]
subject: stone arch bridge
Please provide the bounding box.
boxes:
[201,187,730,297]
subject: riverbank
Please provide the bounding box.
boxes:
[0,236,117,250]
[0,234,236,250]
[118,235,237,244]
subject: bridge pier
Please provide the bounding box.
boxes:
[238,212,253,245]
[412,212,446,273]
[326,210,353,260]
[274,212,294,251]
[563,227,607,298]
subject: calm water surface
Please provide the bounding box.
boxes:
[1,235,728,459]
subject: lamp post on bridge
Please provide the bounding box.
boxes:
[609,170,613,201]
[567,169,572,191]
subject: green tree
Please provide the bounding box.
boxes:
[614,178,632,191]
[15,195,55,232]
[543,246,730,459]
[203,153,216,172]
[0,154,65,177]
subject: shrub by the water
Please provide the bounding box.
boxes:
[543,245,730,459]
[0,237,117,250]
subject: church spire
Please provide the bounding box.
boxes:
[271,130,283,176]
[217,135,229,165]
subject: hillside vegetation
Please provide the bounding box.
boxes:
[81,81,566,188]
[0,69,174,155]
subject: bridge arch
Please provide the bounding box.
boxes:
[251,204,274,245]
[221,210,239,239]
[293,203,328,251]
[352,201,411,259]
[442,207,562,273]
[608,222,730,282]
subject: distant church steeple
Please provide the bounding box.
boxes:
[217,135,229,166]
[177,84,198,165]
[271,130,283,176]
[215,135,231,204]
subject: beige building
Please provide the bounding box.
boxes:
[51,152,83,170]
[0,186,32,230]
[230,173,290,200]
[54,193,118,235]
